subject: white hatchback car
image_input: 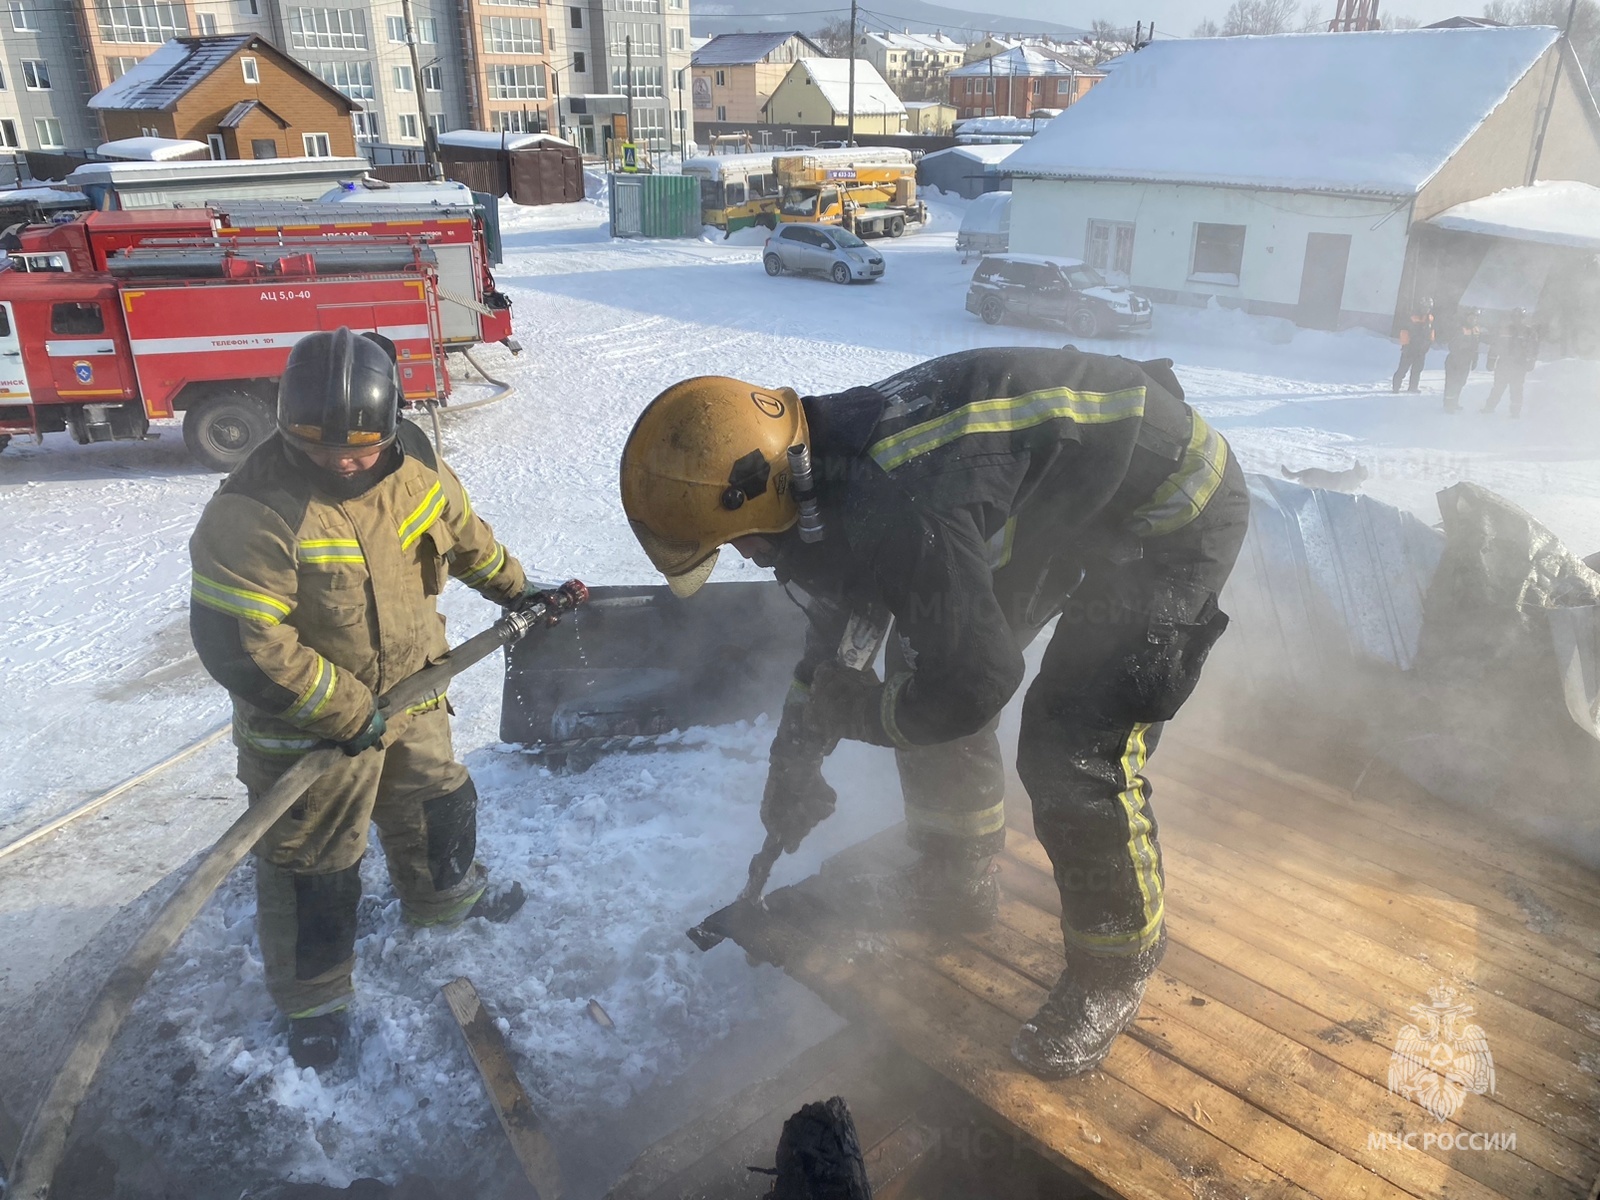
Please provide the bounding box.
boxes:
[763,223,885,284]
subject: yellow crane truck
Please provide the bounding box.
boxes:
[773,150,926,238]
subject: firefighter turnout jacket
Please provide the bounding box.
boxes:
[189,421,527,756]
[783,347,1237,750]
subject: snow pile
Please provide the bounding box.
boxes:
[1005,26,1561,195]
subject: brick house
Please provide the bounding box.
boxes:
[89,35,359,160]
[948,46,1102,120]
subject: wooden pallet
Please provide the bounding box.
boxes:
[706,737,1600,1200]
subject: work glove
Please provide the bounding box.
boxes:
[512,579,590,624]
[761,695,837,854]
[801,661,894,748]
[338,707,387,757]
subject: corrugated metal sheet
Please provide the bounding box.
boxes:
[609,174,700,239]
[1221,474,1445,690]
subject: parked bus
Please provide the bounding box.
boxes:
[685,147,916,233]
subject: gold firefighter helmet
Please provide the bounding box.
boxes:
[620,376,807,597]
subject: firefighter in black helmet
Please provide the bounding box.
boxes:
[620,348,1249,1080]
[189,328,557,1069]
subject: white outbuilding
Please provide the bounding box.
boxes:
[1004,26,1600,330]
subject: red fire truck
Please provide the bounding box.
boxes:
[6,203,516,352]
[0,234,453,470]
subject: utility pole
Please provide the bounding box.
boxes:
[401,0,443,179]
[1529,0,1580,182]
[626,34,635,148]
[847,0,857,145]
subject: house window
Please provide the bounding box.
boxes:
[671,0,684,9]
[0,66,5,90]
[633,104,665,144]
[489,63,546,99]
[98,3,188,44]
[671,26,684,50]
[316,61,374,100]
[251,137,278,157]
[570,6,582,27]
[715,104,725,121]
[0,120,17,148]
[620,0,660,10]
[715,70,726,87]
[386,15,406,42]
[302,131,332,156]
[422,65,442,92]
[246,0,258,11]
[491,109,538,133]
[611,65,663,98]
[393,65,414,92]
[965,78,973,94]
[8,2,34,31]
[241,57,259,84]
[674,67,686,89]
[21,61,49,90]
[418,17,436,43]
[207,133,226,159]
[1032,78,1042,95]
[1190,222,1246,285]
[352,110,381,141]
[397,113,420,139]
[34,118,64,148]
[197,12,217,34]
[572,51,585,73]
[1085,219,1135,278]
[608,22,659,54]
[107,56,141,80]
[288,7,367,50]
[428,112,449,135]
[484,16,542,54]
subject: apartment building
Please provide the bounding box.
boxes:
[554,0,694,155]
[853,30,963,100]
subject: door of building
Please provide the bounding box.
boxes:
[1297,233,1351,330]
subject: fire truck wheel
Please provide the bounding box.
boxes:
[183,393,273,473]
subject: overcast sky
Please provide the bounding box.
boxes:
[977,0,1490,35]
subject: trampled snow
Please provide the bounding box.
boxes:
[3,189,1600,1196]
[1004,26,1562,195]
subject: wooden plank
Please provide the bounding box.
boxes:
[1158,750,1600,961]
[1162,816,1600,1046]
[1168,736,1600,909]
[441,976,563,1200]
[731,888,1315,1200]
[1150,771,1600,989]
[1156,779,1600,1010]
[977,890,1580,1200]
[1000,849,1600,1167]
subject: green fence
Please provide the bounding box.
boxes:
[609,173,700,239]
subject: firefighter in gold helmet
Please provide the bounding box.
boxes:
[189,328,562,1070]
[620,348,1249,1079]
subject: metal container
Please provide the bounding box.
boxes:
[609,173,700,239]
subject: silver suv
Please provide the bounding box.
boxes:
[763,223,885,284]
[966,254,1151,337]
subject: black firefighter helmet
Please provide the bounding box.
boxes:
[278,327,401,451]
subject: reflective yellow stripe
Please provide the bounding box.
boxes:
[192,572,291,625]
[987,516,1017,570]
[405,689,447,715]
[459,543,506,587]
[405,884,485,927]
[868,385,1146,473]
[1126,413,1229,539]
[905,800,1007,839]
[399,481,445,550]
[290,658,337,724]
[298,538,365,565]
[288,998,351,1020]
[235,719,321,756]
[1063,722,1165,956]
[454,488,474,530]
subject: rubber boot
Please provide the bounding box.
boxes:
[828,855,998,934]
[289,1009,348,1070]
[1010,929,1166,1080]
[465,879,526,924]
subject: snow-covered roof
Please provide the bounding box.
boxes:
[950,46,1079,77]
[437,130,573,151]
[0,187,86,208]
[923,143,1020,167]
[786,58,905,116]
[861,30,964,54]
[67,156,367,184]
[902,99,952,109]
[1428,180,1600,250]
[955,114,1054,137]
[960,190,1011,234]
[1006,26,1566,196]
[89,37,253,110]
[96,137,210,161]
[692,31,822,65]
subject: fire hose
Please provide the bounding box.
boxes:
[3,581,588,1200]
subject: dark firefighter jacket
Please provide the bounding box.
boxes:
[1398,314,1434,350]
[189,421,527,756]
[779,347,1236,749]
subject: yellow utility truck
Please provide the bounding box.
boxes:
[773,149,926,238]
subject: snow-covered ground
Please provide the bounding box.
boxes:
[2,190,1599,1195]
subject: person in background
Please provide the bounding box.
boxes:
[1483,309,1540,419]
[1391,297,1434,394]
[1441,307,1481,414]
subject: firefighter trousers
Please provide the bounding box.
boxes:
[237,704,488,1018]
[896,458,1249,960]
